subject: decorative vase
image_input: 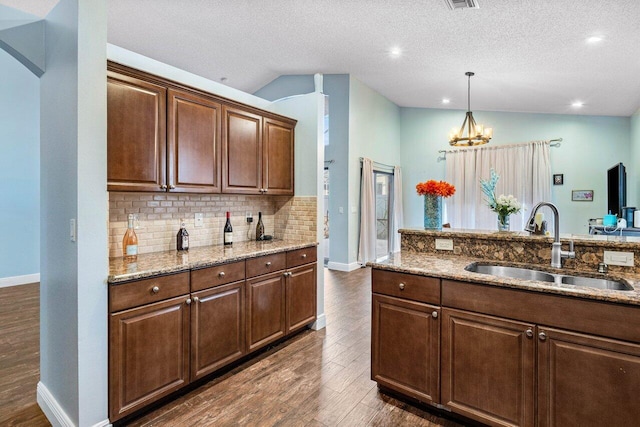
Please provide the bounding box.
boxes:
[497,213,510,232]
[423,194,442,230]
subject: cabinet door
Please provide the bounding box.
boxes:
[246,271,286,351]
[191,281,245,380]
[538,327,640,427]
[167,89,222,193]
[441,308,535,427]
[372,294,440,405]
[286,263,316,333]
[107,71,166,192]
[222,106,262,194]
[262,117,294,196]
[109,295,190,421]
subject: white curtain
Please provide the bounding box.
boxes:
[445,140,551,231]
[391,166,404,253]
[358,158,376,264]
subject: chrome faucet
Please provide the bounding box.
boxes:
[525,202,575,268]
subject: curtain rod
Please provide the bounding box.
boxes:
[359,157,395,170]
[438,138,563,155]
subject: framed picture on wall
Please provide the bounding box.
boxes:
[572,190,593,202]
[553,174,563,185]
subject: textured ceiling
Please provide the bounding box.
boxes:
[4,0,640,116]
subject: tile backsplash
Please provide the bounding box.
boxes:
[108,192,317,258]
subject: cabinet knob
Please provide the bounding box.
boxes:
[151,286,160,294]
[186,298,192,305]
[431,311,438,319]
[193,296,199,303]
[218,271,225,278]
[169,184,176,190]
[301,253,307,259]
[266,261,272,267]
[284,272,292,277]
[160,184,167,190]
[525,329,534,338]
[538,332,547,341]
[399,283,405,290]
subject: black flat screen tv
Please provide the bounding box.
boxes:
[607,162,626,217]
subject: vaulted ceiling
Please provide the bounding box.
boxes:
[4,0,640,116]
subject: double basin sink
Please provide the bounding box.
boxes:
[465,262,633,291]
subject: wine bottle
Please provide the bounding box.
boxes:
[224,211,233,246]
[122,213,138,259]
[177,219,189,251]
[256,211,265,241]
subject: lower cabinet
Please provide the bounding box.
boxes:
[191,281,245,380]
[109,295,191,421]
[537,327,640,427]
[372,294,440,405]
[286,263,317,333]
[246,271,286,352]
[441,308,535,427]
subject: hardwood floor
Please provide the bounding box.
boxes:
[0,269,465,426]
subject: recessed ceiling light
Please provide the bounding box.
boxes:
[572,101,584,108]
[389,47,402,58]
[586,36,603,44]
[442,98,451,104]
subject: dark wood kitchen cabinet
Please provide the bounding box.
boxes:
[246,270,287,352]
[107,71,167,192]
[262,117,295,195]
[285,247,317,333]
[371,269,440,406]
[537,327,640,427]
[441,308,536,427]
[109,273,191,422]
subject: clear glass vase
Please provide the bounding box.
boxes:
[424,195,442,230]
[497,213,510,232]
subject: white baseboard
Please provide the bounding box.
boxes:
[311,313,326,330]
[0,273,40,288]
[327,261,361,272]
[37,382,111,427]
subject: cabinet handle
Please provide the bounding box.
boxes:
[525,329,534,338]
[160,184,167,190]
[431,311,438,319]
[151,286,160,294]
[218,271,225,278]
[263,188,268,193]
[301,253,307,259]
[193,296,199,303]
[186,298,192,305]
[399,283,405,290]
[169,184,176,190]
[266,261,272,267]
[284,272,292,277]
[538,332,547,341]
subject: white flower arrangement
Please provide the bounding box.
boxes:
[480,169,523,216]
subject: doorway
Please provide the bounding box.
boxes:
[375,171,392,260]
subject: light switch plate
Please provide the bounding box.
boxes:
[435,238,454,251]
[194,213,204,227]
[603,250,634,267]
[70,219,76,242]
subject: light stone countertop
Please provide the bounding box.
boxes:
[109,239,318,284]
[369,251,640,307]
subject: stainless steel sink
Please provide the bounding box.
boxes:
[465,262,633,291]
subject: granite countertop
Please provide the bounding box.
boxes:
[369,251,640,307]
[109,239,318,284]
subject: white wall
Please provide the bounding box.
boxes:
[0,48,40,282]
[401,108,631,235]
[630,108,640,205]
[38,0,108,425]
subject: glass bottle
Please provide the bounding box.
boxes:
[256,212,265,241]
[224,211,233,246]
[122,214,138,259]
[177,219,189,251]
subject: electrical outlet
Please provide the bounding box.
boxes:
[435,238,454,251]
[246,212,253,223]
[603,251,634,267]
[195,213,204,227]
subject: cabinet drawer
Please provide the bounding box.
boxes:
[286,246,317,268]
[110,272,190,312]
[191,260,245,292]
[372,269,440,304]
[246,253,286,278]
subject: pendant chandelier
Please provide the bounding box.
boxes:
[449,71,492,146]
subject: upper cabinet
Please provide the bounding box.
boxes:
[107,62,296,196]
[107,71,167,192]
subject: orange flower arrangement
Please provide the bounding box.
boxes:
[416,180,456,198]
